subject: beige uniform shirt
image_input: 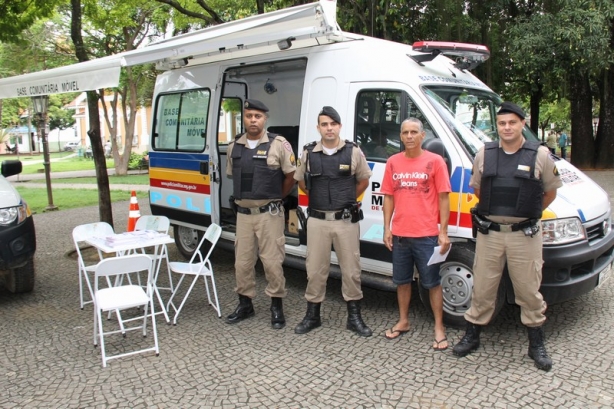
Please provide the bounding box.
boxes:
[294,139,372,200]
[227,131,296,208]
[470,140,562,224]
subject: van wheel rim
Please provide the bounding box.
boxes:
[440,262,473,315]
[177,227,199,252]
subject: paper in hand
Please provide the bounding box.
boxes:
[427,244,451,266]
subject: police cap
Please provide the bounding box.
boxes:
[318,106,341,124]
[244,99,269,113]
[497,101,525,120]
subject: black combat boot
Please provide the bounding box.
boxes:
[346,300,372,337]
[294,302,321,334]
[225,294,255,324]
[452,322,482,357]
[270,297,285,329]
[527,326,553,371]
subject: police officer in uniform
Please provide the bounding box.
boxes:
[453,102,562,371]
[293,106,373,337]
[225,99,297,329]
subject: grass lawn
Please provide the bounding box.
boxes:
[15,152,74,161]
[19,158,115,174]
[8,152,150,212]
[15,186,149,214]
[49,174,150,185]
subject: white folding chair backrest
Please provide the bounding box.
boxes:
[167,223,223,324]
[72,222,115,309]
[133,215,173,294]
[93,254,159,367]
[94,254,153,291]
[191,223,222,266]
[134,215,170,234]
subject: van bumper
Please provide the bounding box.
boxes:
[540,228,614,304]
[0,217,36,270]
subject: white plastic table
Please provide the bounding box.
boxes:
[86,230,175,323]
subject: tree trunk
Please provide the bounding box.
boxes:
[529,82,542,134]
[595,19,614,169]
[70,0,113,227]
[568,69,595,169]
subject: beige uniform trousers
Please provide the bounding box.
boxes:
[465,227,547,327]
[234,210,287,299]
[304,217,363,303]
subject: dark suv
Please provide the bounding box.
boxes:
[0,160,36,293]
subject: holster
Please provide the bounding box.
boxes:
[349,202,364,224]
[229,195,238,216]
[470,207,490,237]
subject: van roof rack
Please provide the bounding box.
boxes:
[410,41,490,70]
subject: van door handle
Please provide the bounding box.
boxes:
[200,161,209,175]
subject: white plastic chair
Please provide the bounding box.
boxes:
[93,254,159,368]
[72,222,115,309]
[166,224,222,324]
[133,215,173,293]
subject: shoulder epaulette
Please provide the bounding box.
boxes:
[522,140,540,151]
[345,139,359,148]
[303,141,317,151]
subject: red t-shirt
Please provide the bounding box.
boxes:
[380,150,451,237]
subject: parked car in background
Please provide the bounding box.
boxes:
[63,141,80,151]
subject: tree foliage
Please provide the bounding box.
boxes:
[0,0,63,43]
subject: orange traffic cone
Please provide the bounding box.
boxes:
[127,191,141,232]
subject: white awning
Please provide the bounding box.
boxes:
[0,55,123,99]
[0,0,341,100]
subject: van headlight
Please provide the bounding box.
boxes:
[542,217,585,245]
[0,203,28,226]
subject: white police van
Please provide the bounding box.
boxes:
[0,1,611,325]
[0,160,36,293]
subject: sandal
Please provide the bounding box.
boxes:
[433,337,449,351]
[384,327,409,340]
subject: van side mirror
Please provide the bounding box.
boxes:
[1,160,22,178]
[422,138,452,177]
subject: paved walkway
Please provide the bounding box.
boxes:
[1,200,613,408]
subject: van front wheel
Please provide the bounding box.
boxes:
[5,258,35,293]
[174,226,200,260]
[418,243,505,329]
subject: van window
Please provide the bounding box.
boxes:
[152,89,210,151]
[355,90,436,161]
[218,98,243,146]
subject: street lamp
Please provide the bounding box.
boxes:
[31,95,58,211]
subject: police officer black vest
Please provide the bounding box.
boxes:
[307,141,356,211]
[477,141,543,219]
[231,133,283,200]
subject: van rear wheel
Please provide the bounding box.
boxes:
[418,243,505,328]
[173,226,201,259]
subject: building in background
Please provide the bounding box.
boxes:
[66,92,151,154]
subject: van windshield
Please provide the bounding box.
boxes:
[422,86,540,159]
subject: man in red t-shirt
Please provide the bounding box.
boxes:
[381,118,451,350]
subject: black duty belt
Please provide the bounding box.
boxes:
[308,208,349,221]
[486,218,537,232]
[236,201,282,215]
